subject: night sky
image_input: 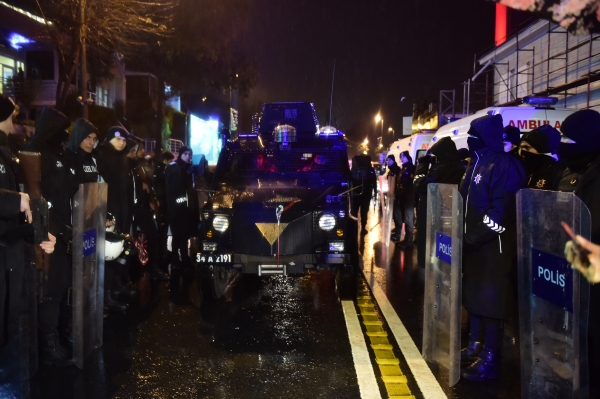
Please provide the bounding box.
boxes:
[237,0,496,146]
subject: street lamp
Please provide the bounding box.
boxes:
[363,138,369,145]
[388,126,395,141]
[374,114,383,142]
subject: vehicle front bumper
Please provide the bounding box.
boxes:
[194,252,352,275]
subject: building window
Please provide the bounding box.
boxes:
[26,51,54,80]
[96,87,109,107]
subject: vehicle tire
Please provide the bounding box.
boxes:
[196,264,232,300]
[336,265,358,300]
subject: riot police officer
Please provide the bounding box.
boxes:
[554,109,600,398]
[459,114,526,381]
[96,127,132,312]
[394,151,415,248]
[165,146,201,304]
[0,95,56,375]
[415,137,465,268]
[24,107,78,367]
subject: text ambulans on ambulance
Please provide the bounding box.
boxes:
[432,99,575,152]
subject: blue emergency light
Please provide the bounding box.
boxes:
[522,96,558,106]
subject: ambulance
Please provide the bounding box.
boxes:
[387,131,435,163]
[431,97,575,151]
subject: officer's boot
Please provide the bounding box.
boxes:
[58,300,73,350]
[179,267,195,306]
[169,265,183,304]
[104,264,128,312]
[39,332,74,367]
[460,346,499,381]
[397,233,414,248]
[149,262,170,282]
[105,290,128,312]
[460,335,482,366]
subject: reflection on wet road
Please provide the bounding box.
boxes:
[29,274,361,399]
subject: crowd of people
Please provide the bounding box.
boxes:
[0,94,207,375]
[373,110,600,394]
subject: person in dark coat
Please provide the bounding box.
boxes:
[165,146,201,304]
[96,127,130,234]
[386,154,401,236]
[350,154,377,234]
[415,137,465,268]
[554,109,600,398]
[518,130,558,189]
[96,127,132,312]
[459,114,527,381]
[66,118,100,184]
[24,107,78,367]
[503,125,521,154]
[0,96,56,375]
[128,137,169,282]
[393,151,415,247]
[153,151,174,270]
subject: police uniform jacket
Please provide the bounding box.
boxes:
[555,151,600,377]
[524,155,559,190]
[24,108,77,298]
[165,159,199,238]
[0,130,24,263]
[459,115,527,320]
[0,131,26,347]
[24,109,77,231]
[96,141,130,234]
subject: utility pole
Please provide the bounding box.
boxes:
[80,0,88,119]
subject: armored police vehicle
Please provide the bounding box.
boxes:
[193,102,359,300]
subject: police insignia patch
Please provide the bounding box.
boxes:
[474,173,482,184]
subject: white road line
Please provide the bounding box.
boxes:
[362,271,447,399]
[341,300,382,399]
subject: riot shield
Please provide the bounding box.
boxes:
[517,189,590,399]
[422,183,463,387]
[72,182,107,369]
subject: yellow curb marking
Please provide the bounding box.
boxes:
[357,282,415,398]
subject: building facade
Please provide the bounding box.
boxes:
[479,19,600,112]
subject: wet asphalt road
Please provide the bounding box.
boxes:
[4,201,528,399]
[28,273,361,399]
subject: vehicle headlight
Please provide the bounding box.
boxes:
[318,213,336,231]
[213,215,229,232]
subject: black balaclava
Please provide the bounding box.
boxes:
[536,125,561,155]
[560,109,600,172]
[467,126,485,155]
[519,130,553,174]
